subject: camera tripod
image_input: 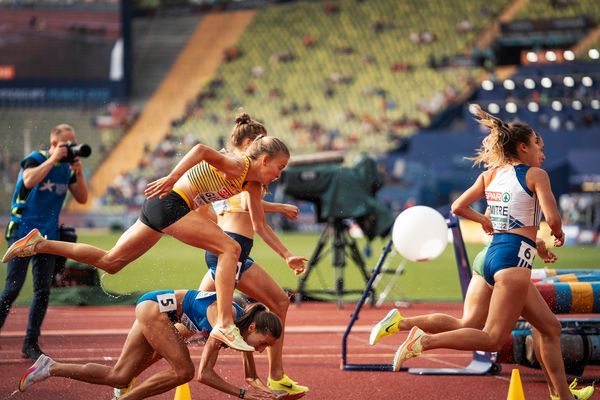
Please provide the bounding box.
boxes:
[296,218,374,308]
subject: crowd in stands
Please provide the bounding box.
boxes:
[99,133,199,209]
[97,0,511,209]
[560,193,600,227]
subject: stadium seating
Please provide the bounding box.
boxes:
[98,0,513,208]
[169,0,510,155]
[514,0,600,21]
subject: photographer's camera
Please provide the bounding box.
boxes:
[62,142,92,163]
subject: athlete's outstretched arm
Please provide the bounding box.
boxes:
[262,201,299,220]
[242,351,272,394]
[246,183,306,275]
[528,168,564,246]
[145,144,245,199]
[451,173,493,235]
[198,338,275,399]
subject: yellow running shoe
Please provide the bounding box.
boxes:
[209,324,254,352]
[2,228,44,263]
[369,309,404,345]
[113,377,136,399]
[550,379,595,400]
[268,374,309,396]
[392,326,425,372]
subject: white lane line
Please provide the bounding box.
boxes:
[0,325,373,337]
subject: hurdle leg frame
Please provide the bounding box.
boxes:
[341,213,500,375]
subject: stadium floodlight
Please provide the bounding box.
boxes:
[563,76,575,87]
[524,78,536,89]
[541,77,553,88]
[592,99,600,110]
[527,102,539,112]
[589,49,600,60]
[481,80,494,91]
[468,103,481,115]
[526,52,538,63]
[505,102,517,114]
[564,50,575,61]
[503,79,516,90]
[572,100,583,110]
[582,76,593,87]
[551,100,563,112]
[545,51,557,62]
[488,103,500,114]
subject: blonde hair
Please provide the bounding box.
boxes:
[468,105,535,169]
[228,112,267,152]
[50,123,74,139]
[245,135,290,161]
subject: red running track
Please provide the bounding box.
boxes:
[1,302,598,399]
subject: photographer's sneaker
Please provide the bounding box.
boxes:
[268,374,309,396]
[550,379,595,400]
[19,354,55,392]
[21,341,44,362]
[369,309,404,345]
[392,326,425,372]
[210,324,254,352]
[2,229,44,263]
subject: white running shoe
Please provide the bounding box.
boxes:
[19,354,55,392]
[2,228,45,263]
[392,326,425,372]
[210,324,254,351]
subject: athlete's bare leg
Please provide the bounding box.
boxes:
[163,212,240,328]
[36,220,162,274]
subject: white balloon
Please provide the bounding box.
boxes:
[392,206,448,262]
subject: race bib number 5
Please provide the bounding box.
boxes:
[157,293,177,313]
[517,241,537,268]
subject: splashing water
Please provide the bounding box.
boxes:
[99,272,131,299]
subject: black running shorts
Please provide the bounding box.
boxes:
[139,191,191,232]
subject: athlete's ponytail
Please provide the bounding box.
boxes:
[235,302,282,339]
[468,104,535,169]
[228,111,267,152]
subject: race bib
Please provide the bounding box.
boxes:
[487,190,511,231]
[193,187,235,206]
[156,293,177,313]
[517,241,537,268]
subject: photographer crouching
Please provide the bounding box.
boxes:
[0,123,89,360]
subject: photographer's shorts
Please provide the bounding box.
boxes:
[205,231,254,284]
[483,233,537,286]
[140,191,191,233]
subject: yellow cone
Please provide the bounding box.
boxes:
[174,383,191,400]
[507,368,525,400]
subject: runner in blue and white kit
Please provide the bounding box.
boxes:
[390,106,589,400]
[19,290,283,400]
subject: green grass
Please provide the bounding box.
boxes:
[2,231,600,305]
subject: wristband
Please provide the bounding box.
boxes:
[239,388,245,399]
